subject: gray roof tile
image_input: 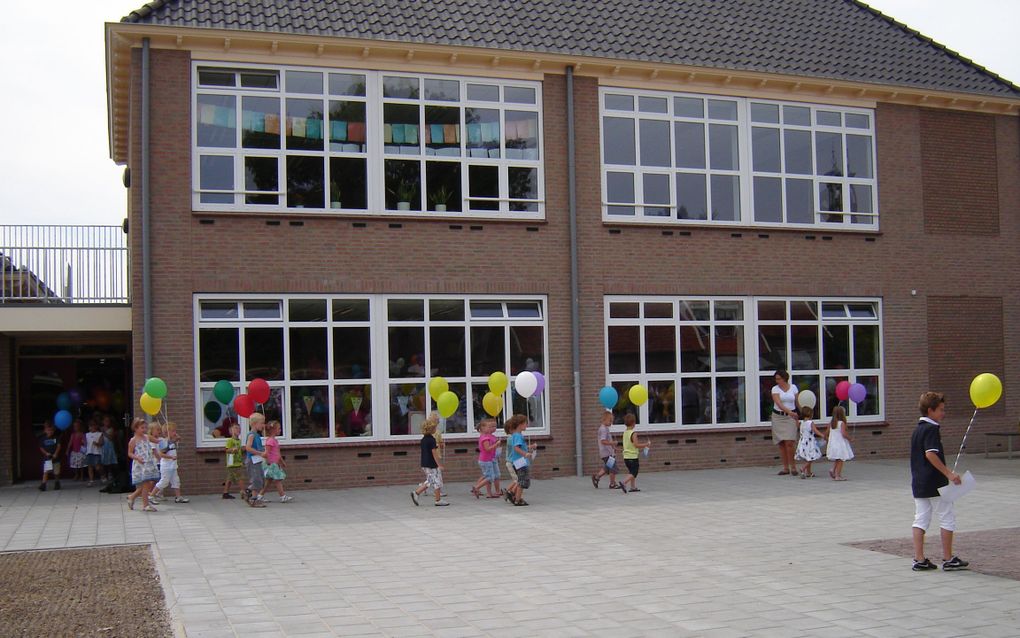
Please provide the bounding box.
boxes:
[122,0,1020,98]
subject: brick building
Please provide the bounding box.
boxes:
[64,0,1020,492]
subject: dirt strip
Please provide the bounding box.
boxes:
[846,527,1020,580]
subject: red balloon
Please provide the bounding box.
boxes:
[234,394,255,418]
[835,381,851,402]
[248,378,271,404]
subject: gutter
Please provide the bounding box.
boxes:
[566,66,583,477]
[142,38,153,382]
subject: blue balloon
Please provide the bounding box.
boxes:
[56,392,72,411]
[54,410,73,430]
[598,386,619,410]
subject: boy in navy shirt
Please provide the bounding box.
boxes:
[38,421,62,491]
[910,392,967,571]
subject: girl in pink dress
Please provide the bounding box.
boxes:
[259,421,292,502]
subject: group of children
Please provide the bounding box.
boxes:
[124,418,189,512]
[792,405,855,480]
[37,416,120,491]
[222,412,291,507]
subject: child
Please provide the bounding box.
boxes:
[502,416,519,501]
[259,421,292,502]
[37,420,62,491]
[146,423,164,503]
[243,413,267,507]
[620,413,650,493]
[126,418,159,511]
[411,413,448,506]
[68,419,87,481]
[591,410,619,489]
[826,406,854,480]
[910,392,968,572]
[100,415,119,480]
[794,406,825,478]
[471,419,502,498]
[85,419,105,486]
[222,423,244,499]
[506,414,533,506]
[150,422,189,503]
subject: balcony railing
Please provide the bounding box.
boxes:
[1,225,130,304]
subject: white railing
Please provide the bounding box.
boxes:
[1,225,130,304]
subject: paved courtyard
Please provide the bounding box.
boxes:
[1,456,1018,637]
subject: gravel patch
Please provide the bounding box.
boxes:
[846,527,1020,580]
[0,545,172,638]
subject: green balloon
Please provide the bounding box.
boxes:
[213,380,235,404]
[144,377,168,399]
[203,400,223,423]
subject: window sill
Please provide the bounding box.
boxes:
[602,219,882,236]
[610,421,890,436]
[191,209,547,224]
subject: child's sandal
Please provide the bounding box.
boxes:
[470,487,480,499]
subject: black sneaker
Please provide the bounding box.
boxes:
[222,493,236,499]
[942,556,969,571]
[38,483,46,492]
[912,558,938,571]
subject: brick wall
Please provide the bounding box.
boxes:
[0,335,12,486]
[131,48,1020,493]
[920,108,999,235]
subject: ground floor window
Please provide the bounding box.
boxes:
[604,296,882,429]
[194,294,548,446]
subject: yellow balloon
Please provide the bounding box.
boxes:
[482,391,503,417]
[139,392,162,416]
[488,371,508,395]
[428,376,449,399]
[970,373,1003,409]
[437,391,459,418]
[628,384,649,406]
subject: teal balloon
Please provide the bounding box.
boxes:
[203,401,223,423]
[143,377,168,399]
[213,380,235,404]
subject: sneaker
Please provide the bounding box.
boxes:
[87,481,94,487]
[222,493,235,499]
[279,495,293,503]
[38,483,46,492]
[174,497,190,504]
[942,556,969,571]
[912,558,939,571]
[148,497,161,505]
[54,481,61,490]
[411,491,420,506]
[591,474,600,489]
[434,500,450,506]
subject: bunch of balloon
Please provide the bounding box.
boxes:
[483,371,508,419]
[139,377,168,424]
[951,373,1004,472]
[53,389,81,431]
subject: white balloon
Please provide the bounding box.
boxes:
[515,371,538,398]
[798,390,817,409]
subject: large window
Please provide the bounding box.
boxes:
[194,295,548,446]
[600,88,877,229]
[194,63,544,218]
[604,296,882,429]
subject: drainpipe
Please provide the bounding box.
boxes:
[566,66,583,476]
[141,38,153,382]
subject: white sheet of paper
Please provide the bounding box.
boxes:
[938,470,976,503]
[43,460,53,473]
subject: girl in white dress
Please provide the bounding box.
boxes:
[826,406,854,480]
[794,406,825,478]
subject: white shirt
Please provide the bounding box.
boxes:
[159,438,178,470]
[85,431,104,455]
[771,384,798,412]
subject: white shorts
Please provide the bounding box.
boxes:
[156,467,180,490]
[913,496,955,532]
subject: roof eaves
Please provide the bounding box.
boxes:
[850,0,1020,97]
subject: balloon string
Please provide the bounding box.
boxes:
[952,408,980,473]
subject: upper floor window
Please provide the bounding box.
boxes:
[600,89,877,230]
[194,64,544,219]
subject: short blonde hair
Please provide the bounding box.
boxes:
[164,421,177,433]
[248,413,266,426]
[421,413,440,435]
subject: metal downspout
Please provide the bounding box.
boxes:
[142,38,153,382]
[567,66,583,476]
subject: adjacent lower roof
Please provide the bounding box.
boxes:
[122,0,1019,98]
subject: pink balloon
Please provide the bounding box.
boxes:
[835,381,851,402]
[532,371,546,396]
[848,383,867,403]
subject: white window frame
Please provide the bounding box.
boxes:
[603,295,884,432]
[599,87,878,230]
[193,293,550,448]
[192,61,545,220]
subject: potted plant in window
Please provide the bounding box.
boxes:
[388,180,417,211]
[429,184,452,213]
[330,182,342,209]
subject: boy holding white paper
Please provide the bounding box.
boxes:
[38,421,62,491]
[909,392,968,572]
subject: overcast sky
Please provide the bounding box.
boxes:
[1,0,1017,227]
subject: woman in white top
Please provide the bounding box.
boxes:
[770,370,800,476]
